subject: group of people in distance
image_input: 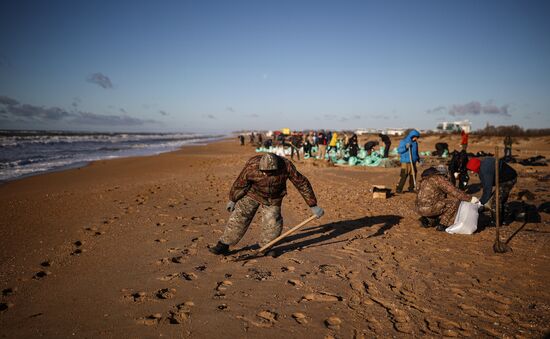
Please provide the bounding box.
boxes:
[216,129,517,256]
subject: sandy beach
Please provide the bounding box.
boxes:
[1,136,549,338]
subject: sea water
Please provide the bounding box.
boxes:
[0,130,226,182]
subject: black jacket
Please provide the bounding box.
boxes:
[479,157,517,204]
[379,134,391,145]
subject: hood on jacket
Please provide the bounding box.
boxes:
[404,129,420,142]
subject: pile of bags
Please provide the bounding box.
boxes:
[256,146,400,167]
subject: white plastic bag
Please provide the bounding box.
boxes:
[446,201,478,235]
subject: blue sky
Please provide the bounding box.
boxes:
[0,0,549,133]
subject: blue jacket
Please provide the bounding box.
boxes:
[479,157,517,205]
[398,130,420,163]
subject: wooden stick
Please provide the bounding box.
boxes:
[408,147,417,189]
[495,146,500,229]
[257,215,318,253]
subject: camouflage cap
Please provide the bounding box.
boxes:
[259,153,279,171]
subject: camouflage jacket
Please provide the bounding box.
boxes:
[229,154,318,207]
[416,174,471,210]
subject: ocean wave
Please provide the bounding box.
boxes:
[0,132,227,181]
[0,131,222,147]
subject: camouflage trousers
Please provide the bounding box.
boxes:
[417,198,461,226]
[219,195,283,247]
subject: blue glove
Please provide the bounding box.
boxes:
[226,201,236,212]
[310,206,324,218]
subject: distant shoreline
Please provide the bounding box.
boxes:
[0,134,231,184]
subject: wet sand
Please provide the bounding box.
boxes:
[1,135,549,338]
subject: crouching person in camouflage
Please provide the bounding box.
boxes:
[209,153,324,256]
[415,165,478,231]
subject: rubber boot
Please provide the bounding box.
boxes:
[419,217,431,228]
[208,241,230,255]
[419,216,439,228]
[435,224,447,232]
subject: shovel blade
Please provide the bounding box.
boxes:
[493,241,511,253]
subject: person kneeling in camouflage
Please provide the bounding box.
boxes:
[209,153,324,256]
[415,165,478,231]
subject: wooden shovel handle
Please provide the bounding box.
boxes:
[257,214,318,253]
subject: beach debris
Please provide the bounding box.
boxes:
[325,316,342,330]
[372,185,391,199]
[155,238,168,243]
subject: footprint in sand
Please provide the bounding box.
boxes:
[301,292,343,302]
[256,310,278,326]
[246,268,272,281]
[180,272,198,281]
[287,279,303,287]
[1,302,14,312]
[171,256,185,264]
[40,260,52,268]
[124,291,147,302]
[136,313,162,326]
[84,227,104,236]
[168,302,194,324]
[325,316,342,330]
[155,257,171,265]
[158,273,179,281]
[2,287,17,296]
[33,270,52,280]
[292,312,308,324]
[215,280,233,292]
[156,288,176,300]
[281,266,295,272]
[71,240,85,255]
